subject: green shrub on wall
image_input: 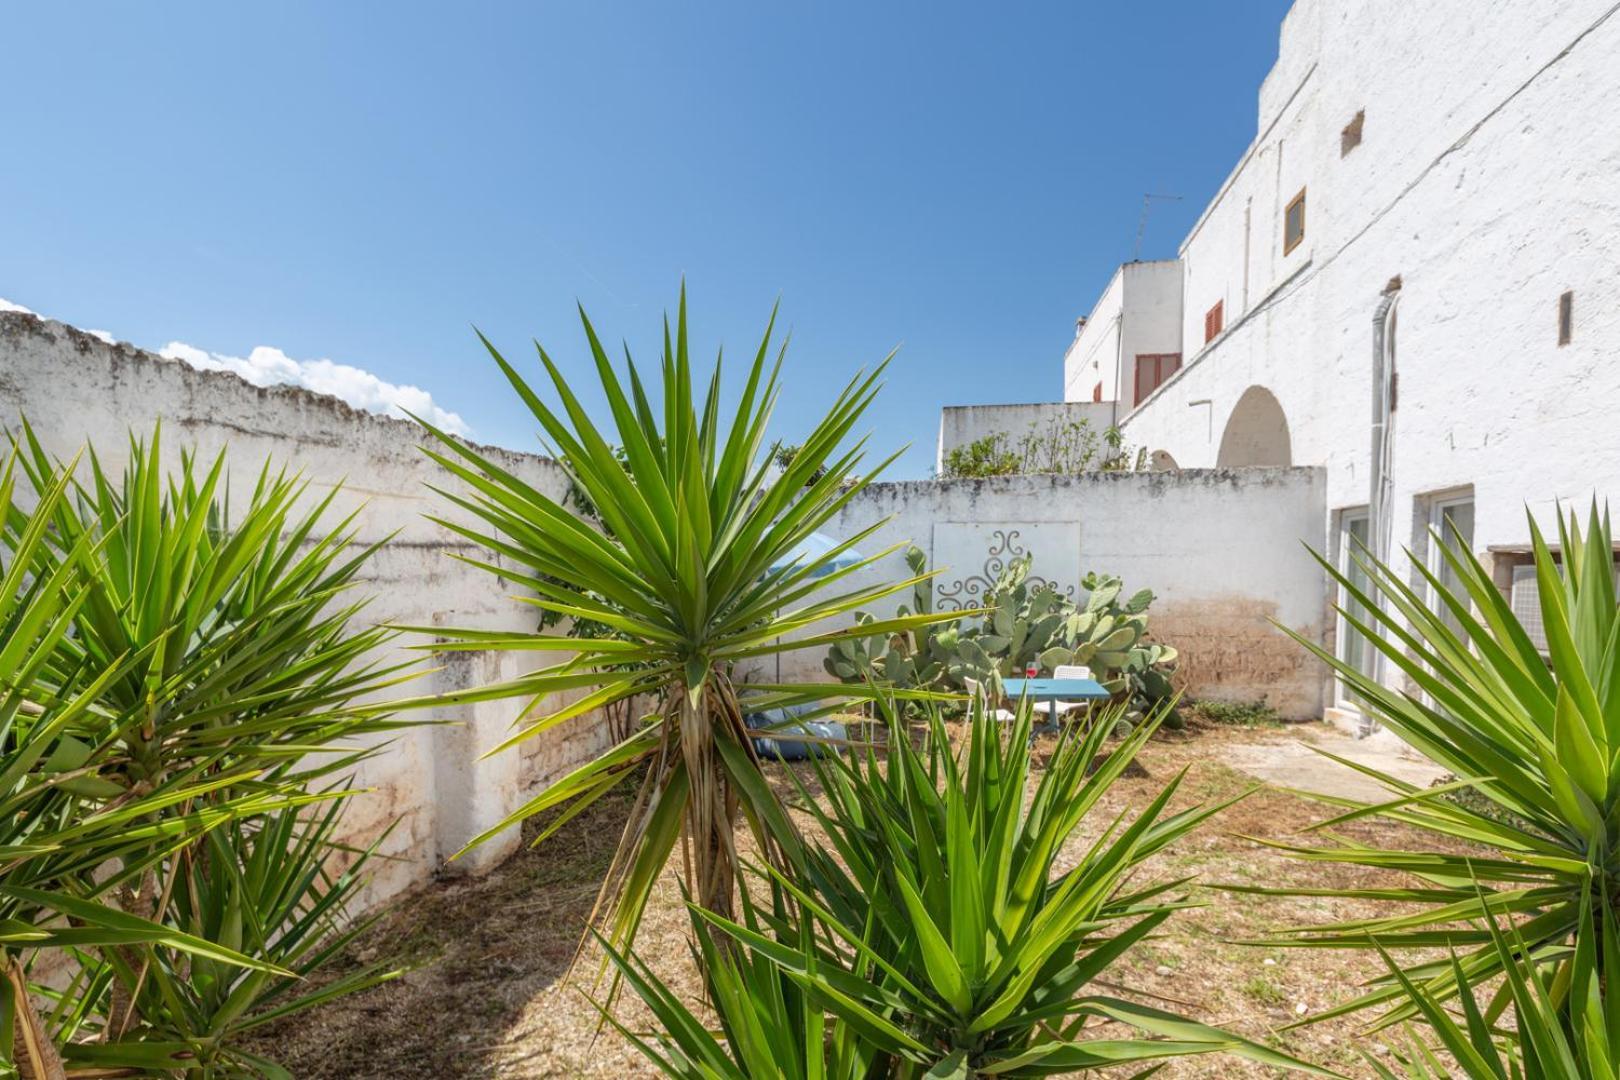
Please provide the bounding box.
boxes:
[939,415,1135,478]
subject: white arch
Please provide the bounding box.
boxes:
[1216,386,1292,467]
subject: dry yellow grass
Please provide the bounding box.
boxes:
[252,721,1472,1078]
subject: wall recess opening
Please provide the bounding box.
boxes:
[1341,110,1365,156]
[1559,290,1574,346]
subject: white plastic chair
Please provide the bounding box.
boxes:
[1046,665,1096,716]
[962,677,1017,723]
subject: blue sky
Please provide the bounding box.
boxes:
[3,1,1293,477]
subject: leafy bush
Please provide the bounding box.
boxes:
[940,432,1021,478]
[770,441,827,485]
[1188,699,1282,727]
[939,416,1135,479]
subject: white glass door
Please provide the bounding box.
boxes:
[1427,495,1476,637]
[1336,509,1375,707]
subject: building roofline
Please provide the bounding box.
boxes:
[1178,62,1317,257]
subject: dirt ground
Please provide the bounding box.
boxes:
[251,720,1472,1078]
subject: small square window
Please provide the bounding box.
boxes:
[1284,189,1307,255]
[1341,110,1364,156]
[1559,290,1574,346]
[1204,301,1224,344]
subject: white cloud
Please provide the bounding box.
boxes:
[84,329,116,344]
[0,297,36,315]
[159,341,471,436]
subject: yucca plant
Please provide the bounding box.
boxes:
[66,798,397,1079]
[691,697,1335,1077]
[593,883,876,1080]
[406,288,952,945]
[1367,897,1617,1079]
[12,421,412,795]
[1,449,291,1079]
[1240,502,1620,1030]
[5,424,416,1074]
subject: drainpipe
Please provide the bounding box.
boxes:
[1368,277,1402,701]
[1111,312,1125,430]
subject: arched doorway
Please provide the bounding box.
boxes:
[1217,386,1292,467]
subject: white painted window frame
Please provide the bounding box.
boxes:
[1411,489,1477,710]
[1424,491,1476,622]
[1334,506,1373,710]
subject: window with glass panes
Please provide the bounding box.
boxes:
[1337,509,1375,706]
[1427,494,1476,636]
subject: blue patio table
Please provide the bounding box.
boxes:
[1001,677,1112,735]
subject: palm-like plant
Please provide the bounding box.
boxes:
[13,422,411,795]
[1,449,290,1078]
[593,884,876,1080]
[407,290,950,943]
[69,798,398,1078]
[5,424,416,1074]
[690,698,1334,1077]
[1367,900,1616,1079]
[1243,502,1620,1029]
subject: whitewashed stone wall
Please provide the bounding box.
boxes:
[3,310,1335,917]
[763,468,1330,719]
[0,312,614,904]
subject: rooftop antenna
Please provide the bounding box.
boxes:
[1134,193,1184,260]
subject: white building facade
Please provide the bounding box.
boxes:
[1056,0,1620,731]
[1062,259,1183,415]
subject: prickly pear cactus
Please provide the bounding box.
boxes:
[823,611,881,681]
[821,549,1179,728]
[822,547,957,698]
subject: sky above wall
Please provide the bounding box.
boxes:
[2,1,1293,477]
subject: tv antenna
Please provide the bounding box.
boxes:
[1134,193,1184,260]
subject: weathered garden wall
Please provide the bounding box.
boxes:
[2,310,1334,915]
[0,311,613,904]
[765,467,1330,718]
[935,401,1115,474]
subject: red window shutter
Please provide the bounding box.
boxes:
[1204,301,1224,343]
[1092,382,1103,403]
[1133,354,1182,404]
